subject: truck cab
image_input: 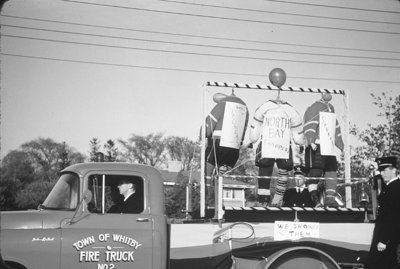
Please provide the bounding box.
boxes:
[1,162,169,269]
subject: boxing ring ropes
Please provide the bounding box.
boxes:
[199,80,363,220]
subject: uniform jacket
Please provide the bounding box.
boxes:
[374,177,400,245]
[303,100,344,150]
[282,187,315,207]
[108,193,143,214]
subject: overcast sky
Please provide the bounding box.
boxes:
[1,0,399,158]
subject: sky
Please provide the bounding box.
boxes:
[1,0,399,158]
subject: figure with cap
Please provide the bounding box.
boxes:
[282,165,315,207]
[203,91,249,218]
[303,92,344,207]
[108,178,143,214]
[364,156,400,269]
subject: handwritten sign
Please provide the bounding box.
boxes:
[319,112,336,156]
[220,102,247,149]
[261,107,291,159]
[274,221,320,241]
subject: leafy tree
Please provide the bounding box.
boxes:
[1,138,84,210]
[351,92,400,176]
[165,136,198,171]
[19,137,84,182]
[165,171,188,219]
[0,178,21,211]
[88,138,101,162]
[349,92,400,208]
[118,133,167,168]
[104,139,118,162]
[15,181,54,209]
[1,150,35,184]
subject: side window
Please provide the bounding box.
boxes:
[88,174,144,214]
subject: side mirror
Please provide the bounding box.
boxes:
[83,190,93,204]
[68,190,93,225]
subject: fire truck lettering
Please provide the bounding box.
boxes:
[97,264,115,269]
[105,251,135,262]
[73,236,96,250]
[79,251,100,262]
[112,234,142,249]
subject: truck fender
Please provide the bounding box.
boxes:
[254,246,341,269]
[1,256,29,269]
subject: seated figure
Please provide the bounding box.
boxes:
[283,165,315,207]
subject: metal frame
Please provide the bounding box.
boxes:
[200,81,351,218]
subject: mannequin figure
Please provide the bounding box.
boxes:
[249,97,303,207]
[303,93,344,207]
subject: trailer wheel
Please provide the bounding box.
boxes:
[256,246,341,269]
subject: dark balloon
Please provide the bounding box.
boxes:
[269,68,286,88]
[213,93,228,103]
[322,93,332,102]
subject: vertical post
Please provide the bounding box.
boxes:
[185,184,191,218]
[343,90,352,207]
[242,189,245,207]
[102,174,106,214]
[217,175,224,221]
[200,86,207,218]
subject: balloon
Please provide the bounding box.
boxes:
[213,93,228,103]
[322,93,332,102]
[269,68,286,88]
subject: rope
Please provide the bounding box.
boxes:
[206,81,345,95]
[225,206,366,212]
[222,174,369,185]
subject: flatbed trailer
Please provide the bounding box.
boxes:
[170,208,373,269]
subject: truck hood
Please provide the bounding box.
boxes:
[1,210,43,230]
[0,210,70,230]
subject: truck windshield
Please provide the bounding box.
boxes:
[42,172,79,210]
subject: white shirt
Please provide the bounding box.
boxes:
[123,192,134,202]
[387,176,399,186]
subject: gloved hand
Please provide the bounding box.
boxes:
[310,190,319,205]
[299,145,304,154]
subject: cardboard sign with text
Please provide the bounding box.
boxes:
[261,108,291,159]
[274,221,320,241]
[220,102,247,149]
[319,112,336,156]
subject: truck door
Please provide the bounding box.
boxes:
[60,173,153,269]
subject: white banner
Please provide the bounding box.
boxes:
[220,102,247,149]
[261,108,290,159]
[319,112,336,156]
[274,221,320,241]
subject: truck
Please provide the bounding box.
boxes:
[1,162,169,269]
[1,161,374,269]
[1,78,377,269]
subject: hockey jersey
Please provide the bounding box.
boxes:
[303,100,344,151]
[206,95,249,149]
[249,100,303,159]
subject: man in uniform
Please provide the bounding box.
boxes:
[364,156,400,269]
[108,178,143,214]
[282,165,315,207]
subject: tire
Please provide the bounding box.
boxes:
[256,246,341,269]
